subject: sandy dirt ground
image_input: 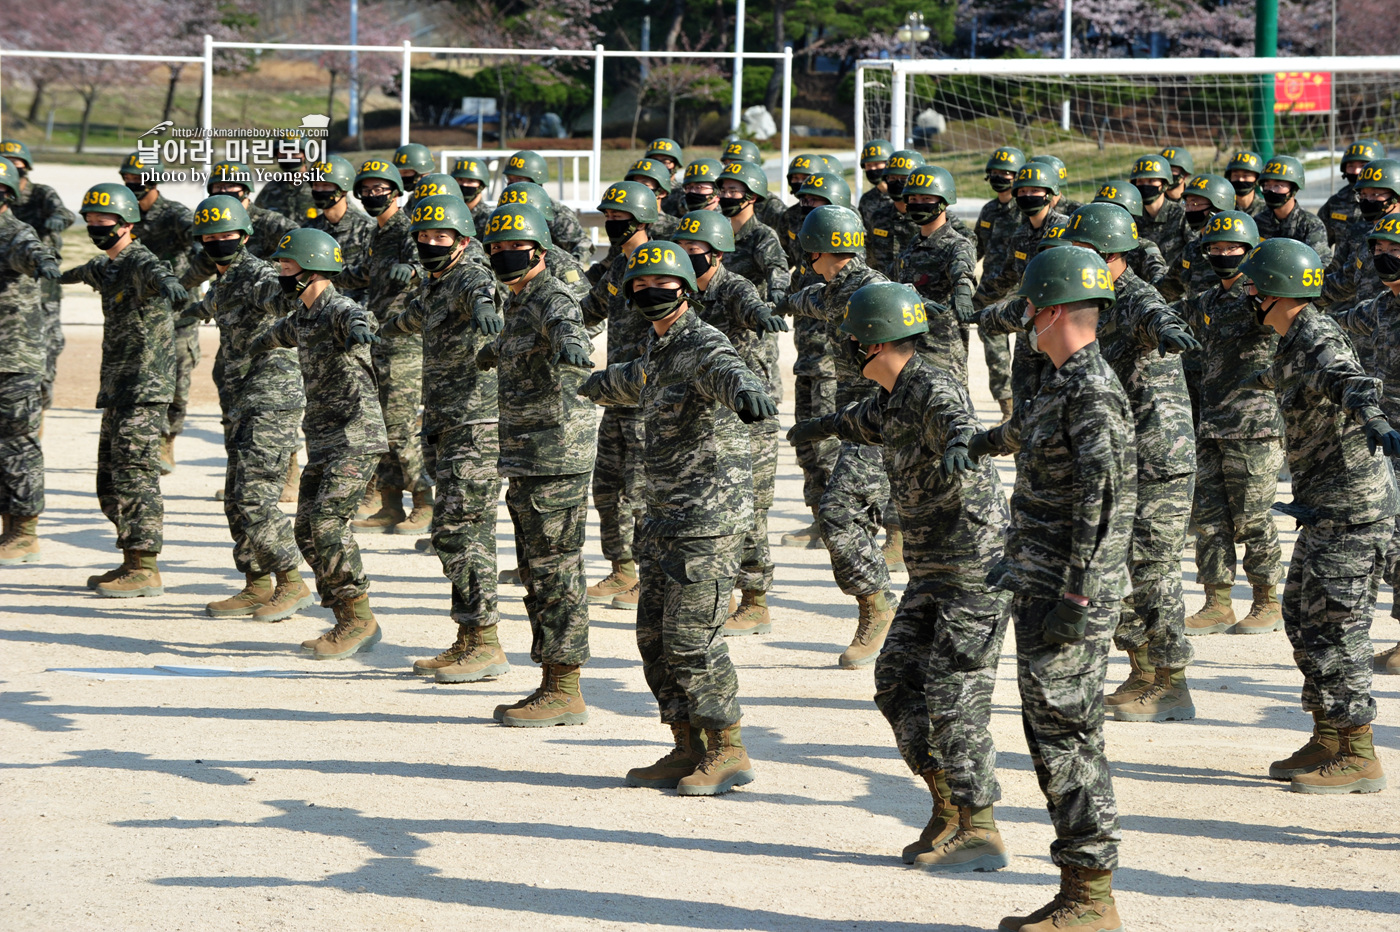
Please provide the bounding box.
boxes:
[2,295,1399,931]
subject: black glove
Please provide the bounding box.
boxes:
[1158,326,1201,356]
[954,302,980,325]
[1271,500,1318,527]
[968,430,996,460]
[557,343,594,369]
[470,306,504,336]
[388,263,416,285]
[249,332,275,355]
[1365,417,1400,457]
[1239,369,1276,391]
[942,443,974,476]
[735,390,777,424]
[787,418,834,446]
[476,344,498,371]
[43,215,67,234]
[345,322,381,350]
[160,280,188,305]
[35,257,61,280]
[1044,598,1089,645]
[754,305,789,333]
[577,371,605,401]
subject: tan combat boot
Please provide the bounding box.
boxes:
[882,528,906,572]
[1291,724,1387,794]
[301,594,381,660]
[611,577,640,608]
[1233,584,1282,634]
[626,721,707,788]
[501,663,588,726]
[87,550,135,589]
[434,625,511,683]
[415,537,436,556]
[280,450,300,503]
[677,720,755,796]
[0,515,41,565]
[206,573,273,617]
[902,769,958,863]
[1184,583,1235,635]
[353,487,405,530]
[839,591,895,669]
[495,664,548,722]
[414,624,472,675]
[1104,645,1153,707]
[95,551,164,598]
[251,568,314,622]
[781,509,826,549]
[914,804,1009,873]
[393,488,434,535]
[587,560,637,604]
[355,482,381,519]
[723,590,771,636]
[1375,643,1400,675]
[158,434,176,475]
[997,397,1014,423]
[1268,711,1340,779]
[1113,666,1195,722]
[1001,865,1123,932]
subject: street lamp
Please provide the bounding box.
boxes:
[895,12,929,144]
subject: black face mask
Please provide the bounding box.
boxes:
[458,183,483,201]
[13,165,27,179]
[279,271,311,295]
[1207,252,1245,277]
[87,224,122,249]
[799,203,817,221]
[311,189,343,210]
[359,192,392,216]
[1343,166,1362,184]
[844,338,874,372]
[987,174,1014,193]
[885,178,906,199]
[1375,252,1400,283]
[1231,179,1257,196]
[604,219,638,245]
[1249,292,1277,326]
[788,180,805,196]
[718,195,748,217]
[399,173,418,192]
[684,191,713,211]
[687,250,714,279]
[629,285,685,321]
[489,247,536,282]
[905,202,945,225]
[1262,189,1292,209]
[865,169,885,185]
[203,238,242,262]
[279,160,302,173]
[125,181,152,199]
[1016,193,1049,214]
[1133,182,1163,205]
[1359,198,1392,222]
[1185,207,1213,229]
[416,240,458,273]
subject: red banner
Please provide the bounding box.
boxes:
[1275,72,1331,114]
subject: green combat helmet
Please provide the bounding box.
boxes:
[1017,245,1117,312]
[1028,154,1069,185]
[840,281,930,345]
[1345,139,1386,167]
[719,160,769,199]
[0,157,21,201]
[354,157,404,194]
[799,205,867,255]
[315,155,358,193]
[1066,202,1139,254]
[1226,150,1264,175]
[1261,154,1306,191]
[1184,173,1237,212]
[722,138,762,165]
[0,139,32,170]
[1356,159,1400,205]
[481,201,552,249]
[450,155,491,190]
[392,143,435,180]
[1129,153,1174,184]
[883,150,926,200]
[787,153,825,194]
[673,209,736,253]
[626,158,674,194]
[502,149,547,184]
[190,194,253,237]
[1093,180,1144,219]
[1198,210,1260,267]
[408,194,476,238]
[1367,214,1400,247]
[861,139,892,166]
[499,181,556,221]
[598,180,660,223]
[622,240,697,290]
[797,172,853,210]
[684,158,725,186]
[985,145,1027,176]
[1038,220,1071,252]
[120,150,164,178]
[208,160,254,196]
[412,172,464,202]
[1013,162,1062,197]
[645,137,684,168]
[1160,146,1195,177]
[270,227,344,274]
[1239,237,1324,297]
[903,165,957,204]
[79,182,142,223]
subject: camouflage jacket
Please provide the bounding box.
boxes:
[61,242,178,407]
[660,186,686,219]
[693,263,782,404]
[727,215,790,304]
[779,202,806,269]
[587,308,763,537]
[383,254,499,437]
[132,193,194,312]
[1256,203,1333,267]
[1096,267,1195,479]
[859,186,891,234]
[491,268,597,477]
[1320,218,1385,313]
[865,199,920,276]
[0,211,52,375]
[338,207,423,322]
[194,248,303,416]
[260,283,388,463]
[12,180,74,257]
[783,256,886,408]
[1332,287,1400,422]
[471,202,493,239]
[991,341,1137,602]
[1137,198,1189,274]
[1129,239,1171,293]
[188,202,299,286]
[1268,303,1400,527]
[973,209,1069,310]
[828,354,1009,586]
[1237,192,1268,219]
[974,196,1018,270]
[304,205,376,303]
[580,250,648,416]
[1170,234,1224,305]
[254,179,316,223]
[892,221,974,382]
[756,195,786,232]
[545,244,589,302]
[1183,274,1283,440]
[549,203,593,265]
[1318,181,1359,246]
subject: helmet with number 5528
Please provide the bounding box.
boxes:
[481,202,552,249]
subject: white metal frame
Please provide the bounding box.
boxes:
[438,148,597,210]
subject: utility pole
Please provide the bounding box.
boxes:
[348,0,360,139]
[731,0,746,132]
[1253,0,1278,161]
[1061,0,1072,131]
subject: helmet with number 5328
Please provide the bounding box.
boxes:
[840,281,930,344]
[408,194,477,237]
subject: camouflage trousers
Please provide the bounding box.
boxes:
[818,442,890,598]
[874,581,1011,807]
[39,284,62,410]
[223,408,302,576]
[431,423,501,629]
[165,323,200,438]
[1012,594,1121,871]
[97,404,166,553]
[0,373,44,516]
[295,454,376,606]
[637,530,744,730]
[793,373,837,510]
[1385,513,1400,619]
[592,409,646,564]
[963,325,1013,401]
[1115,474,1195,670]
[1283,518,1387,729]
[372,338,431,494]
[506,472,591,666]
[1192,437,1285,589]
[736,422,777,593]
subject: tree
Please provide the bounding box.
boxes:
[305,0,409,140]
[147,1,252,125]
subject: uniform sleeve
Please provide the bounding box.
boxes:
[262,315,299,349]
[918,377,980,452]
[1318,239,1358,311]
[138,250,180,298]
[1123,290,1190,351]
[1063,384,1132,600]
[1139,241,1171,291]
[1330,291,1379,338]
[693,333,770,411]
[580,270,612,329]
[1305,327,1386,423]
[1301,213,1333,268]
[3,224,49,276]
[541,290,592,357]
[60,256,102,287]
[758,228,791,304]
[949,236,978,318]
[973,241,1020,308]
[977,294,1029,335]
[726,277,774,332]
[779,281,826,320]
[328,297,377,347]
[829,396,885,446]
[385,294,425,335]
[589,358,645,407]
[40,186,76,233]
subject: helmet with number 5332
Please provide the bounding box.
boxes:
[270,227,344,274]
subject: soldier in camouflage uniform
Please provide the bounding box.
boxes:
[643,138,686,218]
[305,156,374,304]
[1256,155,1333,266]
[1239,238,1394,795]
[1180,212,1286,639]
[893,165,973,384]
[672,211,789,635]
[1128,153,1190,286]
[1159,145,1194,202]
[62,183,186,598]
[866,150,925,275]
[253,228,389,660]
[1319,158,1400,324]
[791,281,1012,871]
[623,159,680,240]
[477,202,597,727]
[0,155,60,565]
[580,240,775,796]
[1170,173,1239,305]
[715,161,790,302]
[3,140,73,411]
[856,140,892,230]
[444,155,492,235]
[1064,203,1199,723]
[189,197,314,623]
[390,142,435,199]
[494,182,591,302]
[254,134,316,222]
[1318,139,1385,246]
[1089,182,1171,287]
[337,159,431,534]
[971,146,1025,419]
[977,246,1131,932]
[502,149,593,264]
[1025,155,1081,214]
[204,159,301,261]
[1226,150,1268,218]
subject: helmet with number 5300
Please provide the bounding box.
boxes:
[840,281,930,344]
[1017,245,1117,311]
[799,205,866,255]
[1238,237,1325,298]
[622,240,697,291]
[409,194,476,237]
[270,228,343,274]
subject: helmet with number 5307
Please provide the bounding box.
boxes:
[840,281,930,344]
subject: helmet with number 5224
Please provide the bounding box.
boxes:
[799,205,866,255]
[409,195,477,238]
[481,202,552,249]
[1239,237,1325,298]
[270,228,343,274]
[502,149,547,184]
[412,173,464,202]
[1198,210,1259,249]
[1093,181,1143,219]
[78,182,142,223]
[840,281,930,344]
[672,210,735,253]
[622,240,697,291]
[1066,202,1139,254]
[597,181,660,223]
[1018,245,1116,311]
[191,195,253,237]
[797,172,853,209]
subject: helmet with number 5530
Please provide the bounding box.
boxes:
[621,240,697,291]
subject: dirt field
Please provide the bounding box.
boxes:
[1,316,1398,931]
